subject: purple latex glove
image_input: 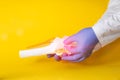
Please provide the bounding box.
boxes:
[47,27,99,62]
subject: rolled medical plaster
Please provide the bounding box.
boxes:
[19,37,68,58]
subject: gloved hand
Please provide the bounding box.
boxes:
[47,27,99,62]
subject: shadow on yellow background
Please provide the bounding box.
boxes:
[0,0,120,80]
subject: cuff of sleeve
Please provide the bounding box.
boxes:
[92,21,108,47]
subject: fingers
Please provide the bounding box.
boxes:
[47,54,61,61]
[62,52,91,62]
[54,55,61,61]
[71,57,85,62]
[47,52,91,62]
[47,50,91,62]
[61,53,83,61]
[47,54,55,58]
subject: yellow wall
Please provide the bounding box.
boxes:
[0,0,120,80]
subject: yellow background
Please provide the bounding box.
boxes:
[0,0,120,80]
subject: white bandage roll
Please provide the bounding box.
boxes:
[19,46,55,58]
[19,37,67,58]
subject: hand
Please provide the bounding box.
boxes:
[47,27,99,62]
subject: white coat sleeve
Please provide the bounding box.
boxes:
[92,0,120,47]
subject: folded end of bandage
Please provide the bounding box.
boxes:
[19,50,30,58]
[19,50,42,58]
[19,49,52,58]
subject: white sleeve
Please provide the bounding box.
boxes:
[92,0,120,47]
